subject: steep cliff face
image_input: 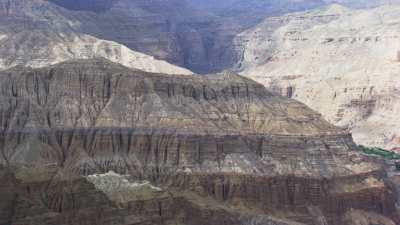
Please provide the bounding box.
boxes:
[234,4,400,150]
[0,58,398,224]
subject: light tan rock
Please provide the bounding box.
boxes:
[235,4,400,150]
[0,30,192,75]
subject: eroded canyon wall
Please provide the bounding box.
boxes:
[0,59,398,224]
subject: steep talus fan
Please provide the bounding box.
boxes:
[0,58,398,225]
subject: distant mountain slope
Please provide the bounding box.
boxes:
[0,0,364,74]
[1,0,398,74]
[0,30,192,75]
[0,0,192,75]
[235,4,400,150]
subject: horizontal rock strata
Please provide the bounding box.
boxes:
[0,59,398,224]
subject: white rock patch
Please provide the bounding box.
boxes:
[86,171,162,195]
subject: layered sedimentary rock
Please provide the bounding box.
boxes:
[0,58,398,224]
[234,4,400,150]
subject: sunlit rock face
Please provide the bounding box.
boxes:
[0,30,192,75]
[234,4,400,150]
[0,58,398,225]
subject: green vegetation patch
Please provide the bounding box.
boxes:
[359,145,400,160]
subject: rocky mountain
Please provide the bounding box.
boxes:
[0,0,192,75]
[0,58,398,225]
[2,0,399,74]
[1,1,400,225]
[3,0,382,74]
[0,0,233,73]
[234,4,400,151]
[0,30,192,75]
[46,0,335,74]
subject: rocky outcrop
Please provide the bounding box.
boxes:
[0,58,398,224]
[234,4,400,150]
